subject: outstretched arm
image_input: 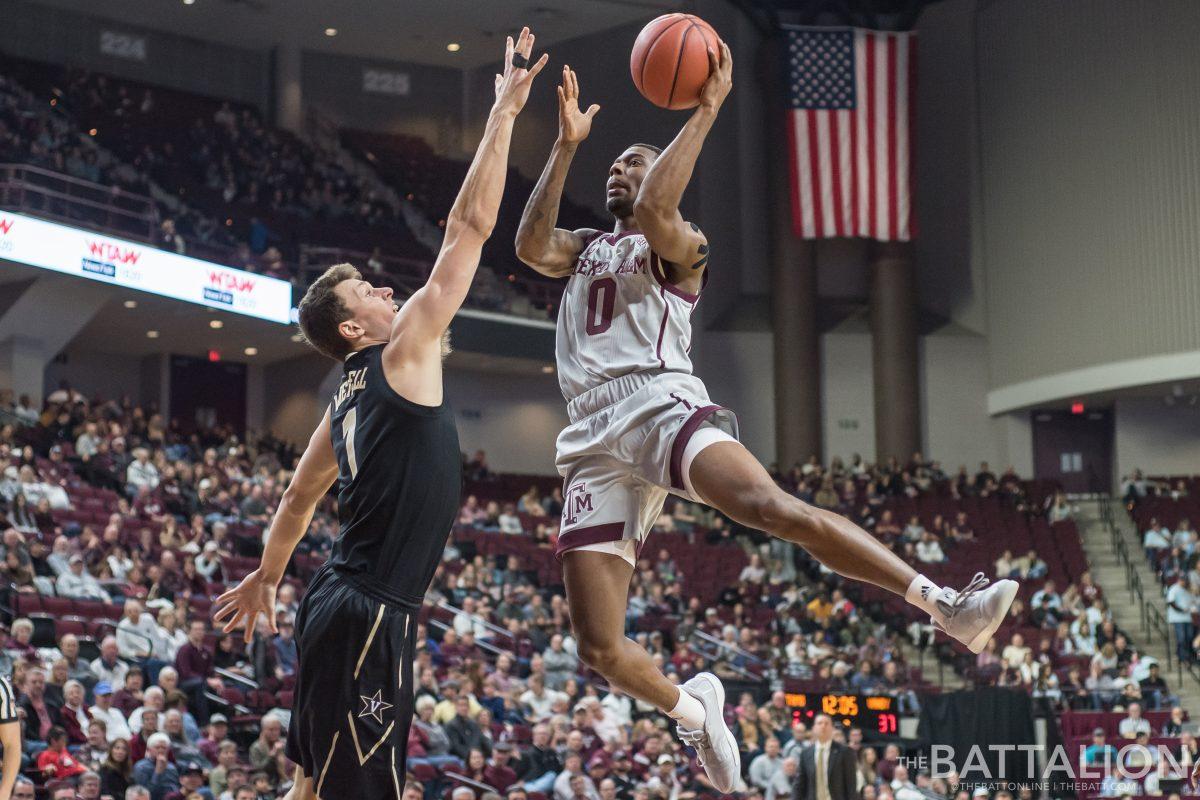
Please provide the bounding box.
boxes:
[391,28,548,349]
[213,409,338,642]
[633,42,733,269]
[515,66,600,277]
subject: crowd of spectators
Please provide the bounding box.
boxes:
[0,377,1176,800]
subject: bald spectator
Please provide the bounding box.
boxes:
[58,634,95,685]
[91,636,129,687]
[117,600,160,661]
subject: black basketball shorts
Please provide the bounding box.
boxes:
[286,567,416,799]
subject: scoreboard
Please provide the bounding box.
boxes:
[784,693,899,735]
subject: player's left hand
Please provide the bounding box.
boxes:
[493,26,550,116]
[699,40,733,112]
[213,568,277,644]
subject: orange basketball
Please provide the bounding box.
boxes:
[630,13,722,110]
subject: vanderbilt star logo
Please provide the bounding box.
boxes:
[357,689,393,724]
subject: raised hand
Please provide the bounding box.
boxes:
[493,26,550,116]
[557,66,600,145]
[699,40,733,112]
[212,568,277,644]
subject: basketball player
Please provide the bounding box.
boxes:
[514,45,1018,792]
[213,28,549,800]
[0,673,19,800]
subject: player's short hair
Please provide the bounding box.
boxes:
[298,262,362,360]
[629,143,662,156]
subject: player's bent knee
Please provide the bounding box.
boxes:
[748,489,816,542]
[577,636,624,675]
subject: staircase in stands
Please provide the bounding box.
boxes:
[1076,497,1200,712]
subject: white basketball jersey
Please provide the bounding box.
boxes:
[555,231,702,401]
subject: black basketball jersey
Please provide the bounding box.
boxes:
[326,343,461,609]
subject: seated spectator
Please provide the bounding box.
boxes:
[57,553,112,601]
[99,738,134,798]
[117,600,161,662]
[248,713,286,771]
[133,732,180,800]
[445,696,490,761]
[915,532,945,564]
[90,682,131,742]
[60,679,93,745]
[37,725,87,781]
[1001,633,1030,669]
[92,636,130,688]
[1144,518,1172,558]
[1118,702,1151,739]
[748,736,783,792]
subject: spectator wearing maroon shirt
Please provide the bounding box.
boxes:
[175,620,221,723]
[485,742,519,792]
[113,667,144,718]
[59,679,93,745]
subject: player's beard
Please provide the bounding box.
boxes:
[606,195,634,218]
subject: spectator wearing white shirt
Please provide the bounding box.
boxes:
[19,465,69,509]
[519,673,566,722]
[47,535,74,576]
[600,686,632,728]
[1174,519,1196,551]
[1144,518,1172,558]
[1001,633,1031,669]
[1166,577,1196,664]
[748,737,784,791]
[767,757,797,800]
[127,685,165,733]
[125,448,159,495]
[91,636,129,688]
[75,422,102,460]
[56,554,111,602]
[497,504,524,535]
[452,597,489,640]
[116,599,160,660]
[1118,703,1152,739]
[915,532,945,564]
[88,682,131,742]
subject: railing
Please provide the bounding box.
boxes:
[1101,496,1200,689]
[691,628,769,669]
[0,163,157,242]
[301,245,562,322]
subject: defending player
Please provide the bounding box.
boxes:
[514,46,1018,792]
[214,28,548,800]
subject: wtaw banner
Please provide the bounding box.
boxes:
[0,211,293,324]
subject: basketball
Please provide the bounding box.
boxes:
[630,13,722,110]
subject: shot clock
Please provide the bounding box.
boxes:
[785,693,900,735]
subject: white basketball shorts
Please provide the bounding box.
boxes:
[554,371,739,566]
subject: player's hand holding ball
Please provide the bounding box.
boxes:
[558,66,600,146]
[493,26,549,117]
[699,41,733,113]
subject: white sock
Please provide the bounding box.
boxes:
[906,574,947,620]
[666,687,706,730]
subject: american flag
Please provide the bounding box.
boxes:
[784,27,916,241]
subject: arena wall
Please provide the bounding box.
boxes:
[975,0,1200,404]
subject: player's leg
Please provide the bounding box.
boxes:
[562,550,678,709]
[282,769,318,800]
[686,438,1018,653]
[563,548,741,792]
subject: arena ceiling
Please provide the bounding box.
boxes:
[32,0,683,69]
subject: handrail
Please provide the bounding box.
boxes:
[685,641,759,680]
[435,599,514,642]
[426,618,515,662]
[442,772,499,794]
[691,628,768,666]
[213,666,259,690]
[1102,496,1200,690]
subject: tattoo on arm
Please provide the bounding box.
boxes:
[691,243,709,270]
